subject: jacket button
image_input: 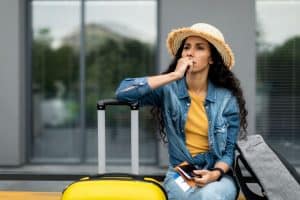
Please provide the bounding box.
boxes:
[187,103,190,106]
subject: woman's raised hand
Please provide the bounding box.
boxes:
[173,57,194,79]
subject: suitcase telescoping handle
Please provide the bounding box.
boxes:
[97,99,139,174]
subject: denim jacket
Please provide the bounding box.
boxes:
[115,76,240,169]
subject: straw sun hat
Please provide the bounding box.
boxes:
[166,23,235,69]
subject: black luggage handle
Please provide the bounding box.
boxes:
[97,98,139,110]
[83,173,145,181]
[97,98,140,174]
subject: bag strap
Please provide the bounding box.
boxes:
[234,153,268,200]
[236,150,264,187]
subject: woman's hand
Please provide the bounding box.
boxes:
[173,57,194,79]
[147,57,194,89]
[192,169,221,187]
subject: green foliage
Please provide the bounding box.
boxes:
[256,36,300,137]
[32,25,155,127]
[257,36,300,95]
[32,28,78,99]
[85,36,155,126]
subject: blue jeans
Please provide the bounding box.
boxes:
[163,168,237,200]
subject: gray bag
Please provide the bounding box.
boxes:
[235,134,300,200]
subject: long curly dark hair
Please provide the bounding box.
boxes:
[152,39,248,142]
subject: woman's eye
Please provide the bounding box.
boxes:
[183,46,189,50]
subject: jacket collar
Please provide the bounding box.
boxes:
[177,77,216,103]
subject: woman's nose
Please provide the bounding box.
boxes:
[186,48,194,57]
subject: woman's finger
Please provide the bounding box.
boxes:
[193,169,209,176]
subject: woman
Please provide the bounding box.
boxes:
[115,23,247,200]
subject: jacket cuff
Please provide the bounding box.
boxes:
[216,156,233,167]
[133,77,152,96]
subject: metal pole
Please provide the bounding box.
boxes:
[98,110,106,173]
[131,110,139,174]
[79,0,86,162]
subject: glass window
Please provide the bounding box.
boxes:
[31,0,81,162]
[256,0,300,166]
[30,0,159,174]
[84,1,158,171]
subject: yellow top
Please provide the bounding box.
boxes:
[185,91,209,156]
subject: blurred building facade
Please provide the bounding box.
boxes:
[0,0,298,174]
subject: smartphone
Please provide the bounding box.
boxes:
[177,164,198,180]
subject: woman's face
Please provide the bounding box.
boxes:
[181,36,213,73]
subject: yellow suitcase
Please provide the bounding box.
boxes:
[62,99,167,200]
[62,174,167,200]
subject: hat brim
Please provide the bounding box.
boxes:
[166,27,235,69]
